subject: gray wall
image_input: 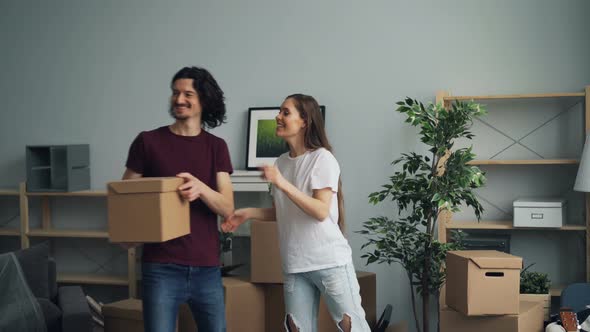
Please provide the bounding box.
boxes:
[1,0,589,330]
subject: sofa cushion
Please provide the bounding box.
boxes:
[37,297,62,332]
[14,242,50,299]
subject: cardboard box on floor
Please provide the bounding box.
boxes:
[520,293,550,320]
[250,220,283,283]
[264,271,377,332]
[177,276,265,332]
[107,177,190,242]
[112,276,264,332]
[446,250,522,316]
[440,300,544,332]
[102,298,179,332]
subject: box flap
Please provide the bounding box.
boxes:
[107,177,184,194]
[453,250,522,269]
[513,197,565,208]
[518,300,542,314]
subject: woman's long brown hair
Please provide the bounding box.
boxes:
[286,94,345,233]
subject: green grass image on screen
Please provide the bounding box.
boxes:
[256,119,288,157]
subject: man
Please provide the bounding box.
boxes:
[123,66,234,332]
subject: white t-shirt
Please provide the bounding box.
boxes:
[272,147,353,274]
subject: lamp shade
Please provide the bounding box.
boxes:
[575,134,590,192]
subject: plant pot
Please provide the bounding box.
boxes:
[520,293,550,320]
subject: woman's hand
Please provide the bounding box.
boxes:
[259,165,285,189]
[177,172,205,202]
[220,209,250,233]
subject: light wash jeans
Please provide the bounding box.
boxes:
[283,262,371,332]
[142,262,226,332]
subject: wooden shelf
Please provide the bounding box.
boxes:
[24,173,270,195]
[550,284,565,297]
[446,220,586,231]
[443,92,585,101]
[0,189,19,196]
[31,166,51,170]
[468,159,579,165]
[57,273,128,286]
[437,87,590,306]
[27,190,107,197]
[28,229,109,238]
[0,228,20,236]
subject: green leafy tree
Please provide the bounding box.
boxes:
[358,98,486,332]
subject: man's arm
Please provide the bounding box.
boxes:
[122,168,142,180]
[203,171,235,218]
[177,171,235,218]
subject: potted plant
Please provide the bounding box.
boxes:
[358,97,486,332]
[520,264,551,319]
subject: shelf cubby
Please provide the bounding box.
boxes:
[26,145,90,192]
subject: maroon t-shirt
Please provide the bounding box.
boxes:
[125,126,233,266]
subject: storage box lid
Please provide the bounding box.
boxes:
[107,177,184,194]
[513,197,565,208]
[449,250,522,269]
[102,299,142,320]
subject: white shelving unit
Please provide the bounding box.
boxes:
[231,170,268,192]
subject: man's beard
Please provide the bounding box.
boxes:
[169,104,191,120]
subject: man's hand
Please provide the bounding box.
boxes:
[220,209,250,233]
[177,172,205,202]
[220,221,237,233]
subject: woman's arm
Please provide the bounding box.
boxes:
[261,165,332,221]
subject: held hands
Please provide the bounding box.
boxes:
[177,172,206,202]
[220,209,250,233]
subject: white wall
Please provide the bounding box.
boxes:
[1,0,589,330]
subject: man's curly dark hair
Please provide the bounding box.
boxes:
[170,66,227,128]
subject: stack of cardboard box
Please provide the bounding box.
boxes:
[105,178,377,332]
[441,250,545,332]
[250,221,377,332]
[103,277,266,332]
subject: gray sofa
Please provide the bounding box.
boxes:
[12,242,93,332]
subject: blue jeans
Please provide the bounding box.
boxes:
[283,262,371,332]
[142,262,226,332]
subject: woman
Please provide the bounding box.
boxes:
[222,94,370,332]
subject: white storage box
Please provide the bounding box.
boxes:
[513,198,566,228]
